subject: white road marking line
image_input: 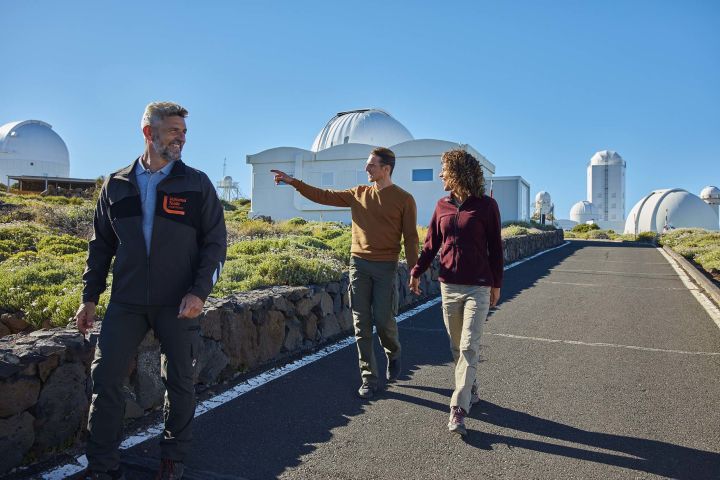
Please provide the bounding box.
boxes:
[42,243,571,479]
[551,268,678,277]
[536,280,694,291]
[486,332,720,356]
[657,247,720,330]
[560,259,669,265]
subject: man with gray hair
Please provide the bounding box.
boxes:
[75,101,227,479]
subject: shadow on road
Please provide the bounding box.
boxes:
[395,385,720,480]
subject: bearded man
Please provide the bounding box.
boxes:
[75,101,227,479]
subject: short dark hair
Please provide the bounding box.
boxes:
[371,147,396,175]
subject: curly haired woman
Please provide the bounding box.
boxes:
[409,149,503,435]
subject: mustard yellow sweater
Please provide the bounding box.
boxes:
[292,180,419,269]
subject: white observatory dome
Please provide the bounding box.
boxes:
[0,120,70,183]
[570,200,598,224]
[700,186,720,203]
[535,191,551,204]
[222,175,234,187]
[311,109,414,152]
[624,188,718,234]
[589,150,624,166]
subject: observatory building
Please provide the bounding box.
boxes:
[0,120,70,185]
[246,109,528,225]
[624,187,720,234]
[564,150,626,230]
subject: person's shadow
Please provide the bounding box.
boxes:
[394,385,720,480]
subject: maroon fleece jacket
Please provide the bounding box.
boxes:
[411,194,503,288]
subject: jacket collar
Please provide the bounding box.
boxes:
[114,156,187,182]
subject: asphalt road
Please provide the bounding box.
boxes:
[120,240,720,479]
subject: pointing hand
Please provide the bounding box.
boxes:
[270,169,294,186]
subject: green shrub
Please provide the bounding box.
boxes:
[286,217,308,226]
[587,230,609,239]
[0,252,95,328]
[0,224,44,256]
[502,225,529,237]
[563,231,577,238]
[32,203,95,237]
[37,234,88,256]
[637,231,658,243]
[326,231,352,263]
[572,223,600,233]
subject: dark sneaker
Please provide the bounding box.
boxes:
[155,459,184,480]
[357,382,376,399]
[386,357,402,383]
[80,467,126,480]
[448,406,467,435]
[470,383,480,406]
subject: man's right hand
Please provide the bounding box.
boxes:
[409,276,421,295]
[270,169,294,186]
[75,302,97,335]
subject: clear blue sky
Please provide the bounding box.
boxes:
[2,0,718,220]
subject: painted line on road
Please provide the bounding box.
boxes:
[41,242,570,479]
[657,247,720,331]
[551,268,678,277]
[536,280,695,291]
[559,259,669,265]
[486,332,720,356]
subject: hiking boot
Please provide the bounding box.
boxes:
[357,382,377,399]
[155,458,184,480]
[470,383,480,407]
[386,357,402,383]
[448,406,467,435]
[80,467,125,480]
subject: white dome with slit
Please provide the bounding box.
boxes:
[624,188,718,234]
[311,109,414,152]
[589,150,624,166]
[0,120,70,183]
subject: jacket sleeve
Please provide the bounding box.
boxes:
[410,205,441,278]
[188,173,228,301]
[292,180,355,207]
[486,197,504,288]
[82,178,117,304]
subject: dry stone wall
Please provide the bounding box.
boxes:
[0,230,562,474]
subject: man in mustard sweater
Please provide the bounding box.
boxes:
[272,147,418,398]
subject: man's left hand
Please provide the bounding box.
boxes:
[178,293,205,319]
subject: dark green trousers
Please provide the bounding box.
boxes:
[86,302,200,472]
[349,256,400,387]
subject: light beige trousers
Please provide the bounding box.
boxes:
[440,283,491,412]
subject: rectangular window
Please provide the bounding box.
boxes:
[412,169,433,182]
[321,172,334,187]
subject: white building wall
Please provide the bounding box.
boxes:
[247,139,497,225]
[587,163,625,225]
[492,177,531,222]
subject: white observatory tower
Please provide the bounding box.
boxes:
[700,186,720,228]
[587,150,626,231]
[534,191,553,224]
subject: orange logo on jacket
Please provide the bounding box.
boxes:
[163,195,187,215]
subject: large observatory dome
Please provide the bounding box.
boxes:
[311,109,414,152]
[0,120,70,182]
[624,188,718,234]
[570,200,598,224]
[589,150,624,166]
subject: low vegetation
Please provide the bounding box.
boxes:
[659,228,720,278]
[0,192,558,330]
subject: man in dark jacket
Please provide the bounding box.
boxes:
[75,102,227,480]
